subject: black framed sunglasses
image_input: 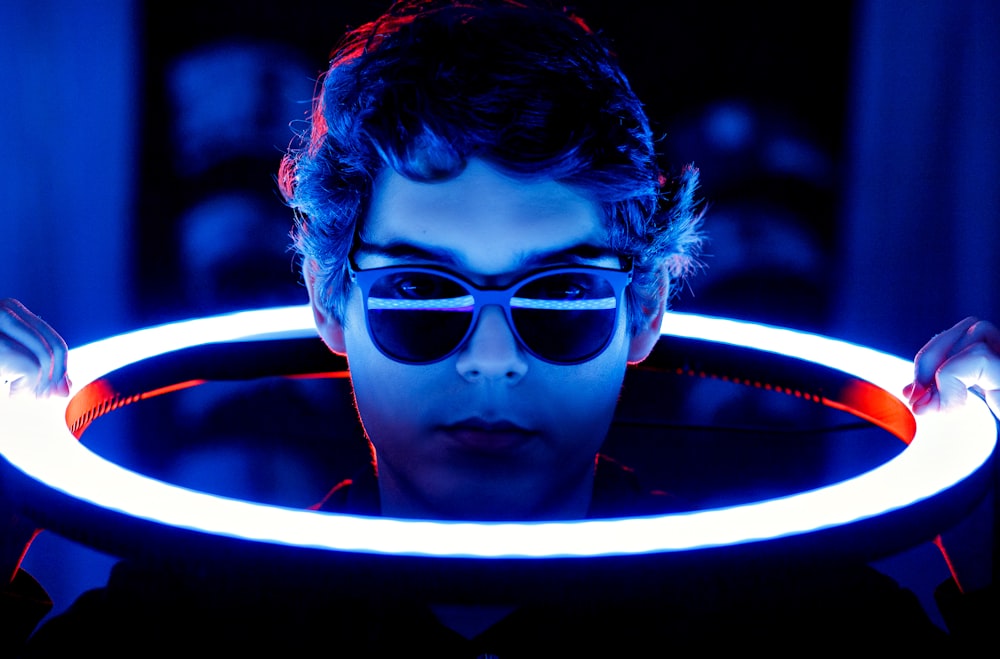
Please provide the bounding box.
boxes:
[348,262,633,365]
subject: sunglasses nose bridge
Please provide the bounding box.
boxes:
[456,301,528,381]
[467,287,520,339]
[471,288,515,310]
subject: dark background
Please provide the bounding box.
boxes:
[131,1,854,328]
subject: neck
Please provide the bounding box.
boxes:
[377,470,595,521]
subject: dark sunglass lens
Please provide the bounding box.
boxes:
[367,271,473,362]
[511,272,618,363]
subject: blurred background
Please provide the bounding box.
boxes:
[1,0,997,630]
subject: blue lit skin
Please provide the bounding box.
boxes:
[307,159,664,522]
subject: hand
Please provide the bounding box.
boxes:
[1,298,70,398]
[905,317,998,595]
[904,317,1000,420]
[1,298,69,584]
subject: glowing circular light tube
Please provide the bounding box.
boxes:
[0,306,995,560]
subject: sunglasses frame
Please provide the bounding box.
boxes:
[348,261,634,365]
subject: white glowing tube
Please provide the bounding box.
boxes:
[0,307,995,559]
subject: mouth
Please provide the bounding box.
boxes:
[439,418,538,454]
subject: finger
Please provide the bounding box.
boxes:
[968,318,1000,353]
[912,342,1000,415]
[0,299,69,396]
[0,299,65,393]
[0,335,43,392]
[932,320,1000,416]
[907,317,998,408]
[946,318,1000,358]
[912,316,979,388]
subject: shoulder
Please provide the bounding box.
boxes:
[588,453,692,518]
[1,569,53,649]
[311,466,380,515]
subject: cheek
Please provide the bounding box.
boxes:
[584,324,632,409]
[340,306,454,446]
[343,342,412,430]
[582,312,632,390]
[543,331,630,430]
[340,298,408,432]
[566,359,628,419]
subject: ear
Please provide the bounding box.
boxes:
[627,294,666,364]
[304,258,347,355]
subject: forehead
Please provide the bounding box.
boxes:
[361,159,611,274]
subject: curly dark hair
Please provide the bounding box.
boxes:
[279,0,703,334]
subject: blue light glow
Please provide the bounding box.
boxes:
[0,307,995,559]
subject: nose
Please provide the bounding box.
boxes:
[455,305,528,383]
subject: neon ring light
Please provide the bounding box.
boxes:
[0,306,996,599]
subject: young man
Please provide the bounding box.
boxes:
[2,0,997,654]
[276,0,704,526]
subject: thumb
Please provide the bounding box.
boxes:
[933,343,1000,415]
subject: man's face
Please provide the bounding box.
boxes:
[309,158,662,521]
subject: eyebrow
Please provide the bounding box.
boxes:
[353,238,620,269]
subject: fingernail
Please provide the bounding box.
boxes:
[55,376,71,397]
[913,387,934,409]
